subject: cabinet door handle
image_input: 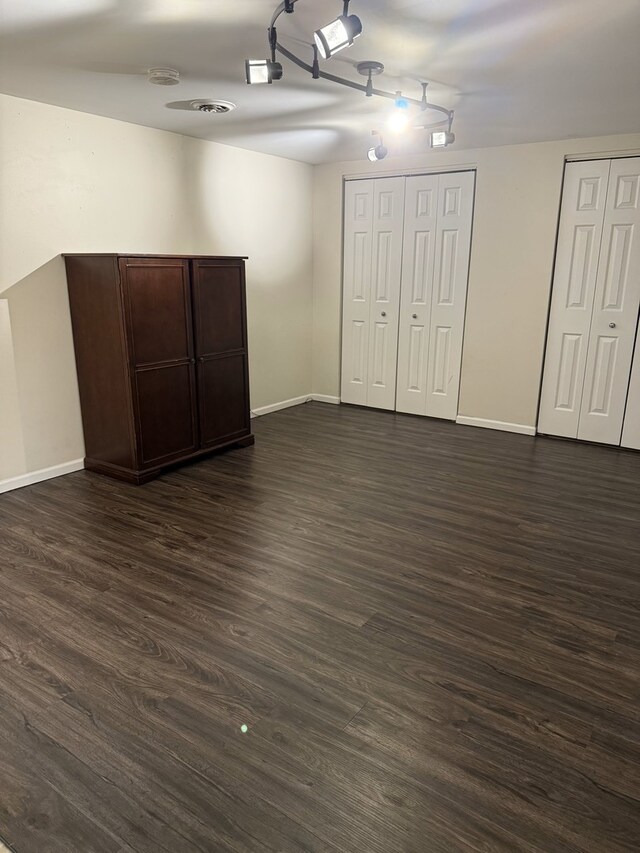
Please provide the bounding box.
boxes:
[609,322,616,329]
[412,313,418,319]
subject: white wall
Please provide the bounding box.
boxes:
[0,93,313,485]
[313,133,640,430]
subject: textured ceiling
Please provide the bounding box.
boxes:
[1,0,639,164]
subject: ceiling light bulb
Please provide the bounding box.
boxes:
[245,59,283,84]
[314,14,362,59]
[388,111,410,133]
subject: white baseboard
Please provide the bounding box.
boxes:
[0,458,85,495]
[311,394,340,405]
[251,395,312,418]
[251,393,342,418]
[456,416,536,437]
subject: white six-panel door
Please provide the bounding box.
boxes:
[341,180,374,406]
[341,176,405,410]
[342,172,474,418]
[425,171,475,420]
[577,158,640,444]
[395,172,475,419]
[538,160,611,438]
[539,157,640,445]
[367,177,406,409]
[395,174,438,415]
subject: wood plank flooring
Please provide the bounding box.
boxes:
[1,401,639,852]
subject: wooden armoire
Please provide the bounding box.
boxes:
[64,254,254,483]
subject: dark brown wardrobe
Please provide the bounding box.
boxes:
[65,254,253,483]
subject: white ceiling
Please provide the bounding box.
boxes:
[1,0,639,164]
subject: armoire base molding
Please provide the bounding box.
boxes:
[0,458,84,495]
[456,416,536,436]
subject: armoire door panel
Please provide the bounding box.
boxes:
[577,157,640,444]
[367,176,406,410]
[425,171,475,420]
[134,363,198,466]
[120,259,193,366]
[341,180,374,405]
[396,174,438,415]
[192,261,246,355]
[198,354,250,447]
[538,160,611,438]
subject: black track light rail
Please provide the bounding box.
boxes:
[266,0,453,122]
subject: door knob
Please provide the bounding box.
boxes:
[381,311,387,317]
[412,313,418,319]
[609,322,616,328]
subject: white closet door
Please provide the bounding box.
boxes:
[622,336,640,449]
[425,171,475,420]
[578,157,640,444]
[396,174,439,415]
[538,160,611,438]
[366,176,406,410]
[341,180,374,405]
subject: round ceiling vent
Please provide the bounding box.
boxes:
[147,68,180,86]
[190,100,237,114]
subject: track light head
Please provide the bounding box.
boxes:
[314,11,362,59]
[429,130,455,148]
[367,142,388,162]
[245,59,283,84]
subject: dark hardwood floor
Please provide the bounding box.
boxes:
[1,402,639,853]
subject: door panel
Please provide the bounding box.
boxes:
[366,176,406,410]
[538,160,611,438]
[120,258,198,467]
[396,174,438,415]
[135,364,198,466]
[191,260,251,447]
[120,259,192,365]
[341,180,374,405]
[425,171,475,420]
[198,354,250,447]
[577,157,640,444]
[192,261,245,355]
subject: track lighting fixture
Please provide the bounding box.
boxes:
[313,1,362,60]
[245,58,283,84]
[245,1,455,152]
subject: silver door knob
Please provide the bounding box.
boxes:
[412,313,418,319]
[609,322,616,328]
[381,311,387,317]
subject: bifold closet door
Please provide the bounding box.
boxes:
[577,157,640,444]
[396,171,475,419]
[538,157,640,444]
[341,176,405,409]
